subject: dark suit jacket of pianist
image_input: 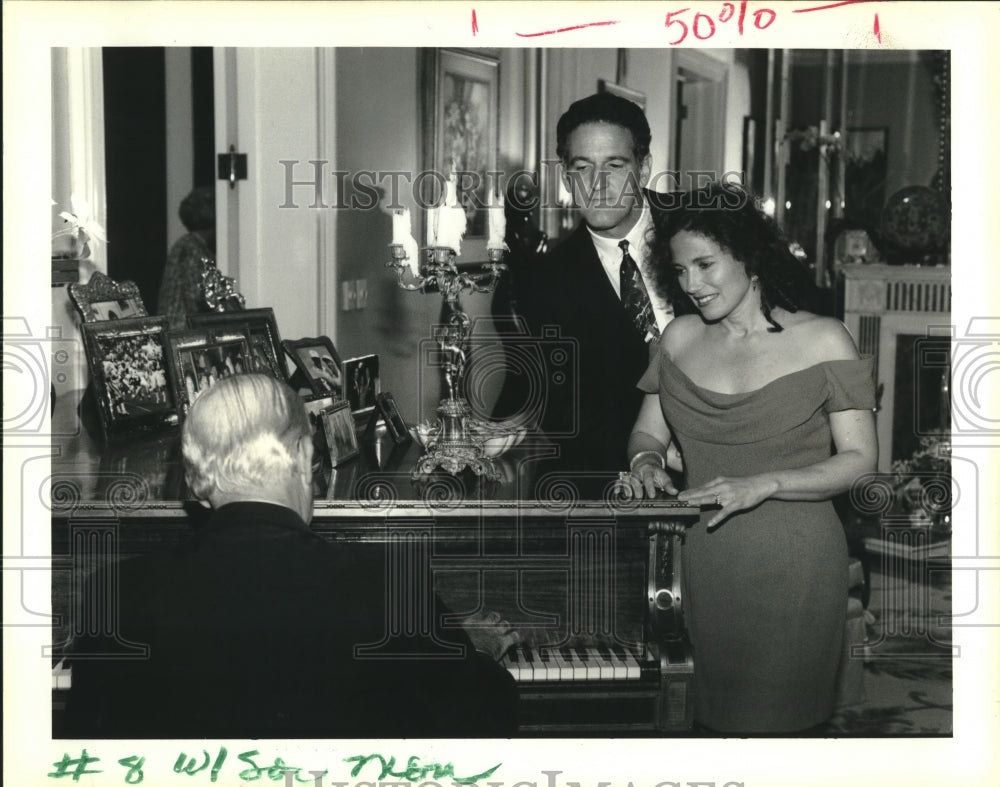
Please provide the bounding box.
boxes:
[66,501,517,739]
[493,213,656,475]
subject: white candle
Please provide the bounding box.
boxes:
[487,190,507,251]
[391,208,410,245]
[435,172,466,254]
[426,206,439,247]
[391,208,421,276]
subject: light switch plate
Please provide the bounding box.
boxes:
[341,280,357,311]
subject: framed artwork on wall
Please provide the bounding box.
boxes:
[421,48,500,261]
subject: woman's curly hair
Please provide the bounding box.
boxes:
[648,182,818,332]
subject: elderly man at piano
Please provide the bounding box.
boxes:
[65,373,519,738]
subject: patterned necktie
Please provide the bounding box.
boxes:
[618,240,660,341]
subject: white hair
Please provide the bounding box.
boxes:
[181,373,310,500]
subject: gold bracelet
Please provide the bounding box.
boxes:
[629,450,665,472]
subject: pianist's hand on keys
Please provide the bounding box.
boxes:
[459,610,520,662]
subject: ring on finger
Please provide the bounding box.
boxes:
[714,494,721,506]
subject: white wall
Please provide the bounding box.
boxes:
[225,48,334,347]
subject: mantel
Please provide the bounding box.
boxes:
[842,263,951,316]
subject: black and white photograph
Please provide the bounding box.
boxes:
[69,270,148,323]
[320,400,361,466]
[343,353,380,416]
[9,3,999,785]
[188,308,286,381]
[375,390,411,444]
[301,391,339,466]
[283,335,344,396]
[164,328,252,413]
[80,315,176,436]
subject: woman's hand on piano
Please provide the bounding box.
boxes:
[460,610,520,662]
[621,462,679,500]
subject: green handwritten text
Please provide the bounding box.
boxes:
[239,749,328,783]
[344,753,502,785]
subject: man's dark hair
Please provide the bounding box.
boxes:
[556,92,651,163]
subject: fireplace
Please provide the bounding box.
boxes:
[840,263,951,473]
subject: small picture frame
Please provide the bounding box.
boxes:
[302,392,339,466]
[70,271,148,323]
[320,400,361,467]
[375,391,411,445]
[282,336,344,397]
[80,315,176,436]
[165,327,253,415]
[187,308,286,381]
[343,354,380,417]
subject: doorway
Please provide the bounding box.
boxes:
[671,51,728,183]
[102,47,214,313]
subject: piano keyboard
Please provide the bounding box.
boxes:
[52,659,72,690]
[502,644,643,683]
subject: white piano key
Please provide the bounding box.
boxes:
[588,646,615,680]
[535,647,553,681]
[52,659,72,690]
[564,646,588,681]
[577,645,601,681]
[550,648,573,681]
[603,645,628,680]
[517,644,536,682]
[615,646,641,680]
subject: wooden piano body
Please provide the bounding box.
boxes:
[49,410,698,736]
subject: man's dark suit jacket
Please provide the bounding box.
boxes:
[495,219,653,475]
[66,501,517,738]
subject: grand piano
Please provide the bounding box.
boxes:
[49,397,698,736]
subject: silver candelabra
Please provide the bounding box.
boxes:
[386,244,507,480]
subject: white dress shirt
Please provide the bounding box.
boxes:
[586,203,673,334]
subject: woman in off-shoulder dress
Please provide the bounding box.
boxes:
[623,184,878,734]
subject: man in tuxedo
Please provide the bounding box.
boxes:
[498,92,673,474]
[67,373,519,738]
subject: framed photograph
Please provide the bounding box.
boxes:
[69,271,148,323]
[421,48,500,260]
[320,400,361,467]
[598,79,646,111]
[80,316,176,436]
[165,327,253,415]
[188,308,286,381]
[343,354,380,417]
[302,392,339,466]
[375,390,411,445]
[282,336,343,397]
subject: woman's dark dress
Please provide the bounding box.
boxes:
[638,350,875,733]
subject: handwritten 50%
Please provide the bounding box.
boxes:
[665,1,777,45]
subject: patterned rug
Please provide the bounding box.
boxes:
[822,555,952,736]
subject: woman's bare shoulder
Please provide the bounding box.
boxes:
[781,311,861,362]
[661,314,704,356]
